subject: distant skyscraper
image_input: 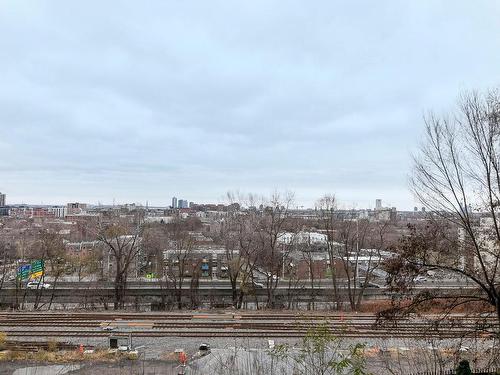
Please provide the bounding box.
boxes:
[178,199,188,209]
[375,199,382,210]
[0,192,5,206]
[172,197,178,209]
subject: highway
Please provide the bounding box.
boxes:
[1,278,472,290]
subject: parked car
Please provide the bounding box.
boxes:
[252,281,265,289]
[414,275,427,283]
[240,281,265,289]
[358,281,380,288]
[26,281,51,290]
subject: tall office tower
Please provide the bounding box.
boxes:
[375,199,382,210]
[172,197,178,209]
[178,199,188,209]
[0,192,5,206]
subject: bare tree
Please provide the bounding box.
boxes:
[298,235,319,310]
[141,223,172,309]
[38,231,67,310]
[336,218,369,311]
[234,208,262,309]
[257,191,295,309]
[0,236,15,294]
[392,89,500,334]
[317,195,342,309]
[164,219,196,310]
[283,258,304,310]
[97,217,142,310]
[316,205,389,311]
[69,250,101,283]
[212,193,248,308]
[23,230,68,310]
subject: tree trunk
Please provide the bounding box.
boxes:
[230,277,239,308]
[114,272,126,310]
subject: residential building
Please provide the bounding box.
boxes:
[172,197,177,209]
[67,202,87,215]
[48,206,67,218]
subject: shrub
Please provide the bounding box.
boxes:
[456,360,472,375]
[47,339,59,352]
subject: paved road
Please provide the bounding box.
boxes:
[1,278,473,290]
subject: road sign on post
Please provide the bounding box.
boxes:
[30,259,45,279]
[17,265,31,280]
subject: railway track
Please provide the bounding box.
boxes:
[0,328,494,339]
[0,312,496,339]
[0,311,495,320]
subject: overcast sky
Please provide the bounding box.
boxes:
[1,1,499,209]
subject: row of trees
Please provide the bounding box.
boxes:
[0,194,393,311]
[206,191,393,311]
[0,228,101,310]
[50,191,391,311]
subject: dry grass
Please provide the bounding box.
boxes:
[358,299,395,313]
[357,298,494,315]
[47,339,59,352]
[0,332,6,351]
[0,349,124,363]
[127,351,139,360]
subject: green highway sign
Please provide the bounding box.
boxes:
[30,259,45,279]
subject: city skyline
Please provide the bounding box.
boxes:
[1,2,500,210]
[0,191,426,212]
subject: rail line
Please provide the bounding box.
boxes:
[0,312,496,339]
[0,312,495,320]
[0,329,494,339]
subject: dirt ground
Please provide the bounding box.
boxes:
[0,360,180,375]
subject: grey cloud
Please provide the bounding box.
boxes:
[1,1,500,208]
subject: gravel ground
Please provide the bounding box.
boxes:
[0,361,178,375]
[4,334,495,358]
[1,335,496,375]
[1,316,497,374]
